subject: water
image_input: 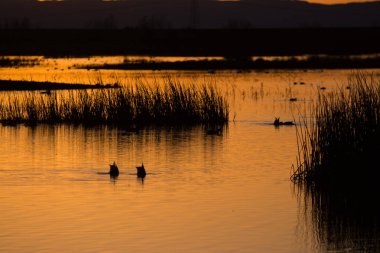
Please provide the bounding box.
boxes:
[1,56,379,253]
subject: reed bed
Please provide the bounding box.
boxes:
[291,73,380,185]
[292,73,380,253]
[0,80,229,126]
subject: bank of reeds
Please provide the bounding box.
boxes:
[291,73,380,186]
[0,80,229,126]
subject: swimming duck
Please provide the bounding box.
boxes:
[136,163,146,178]
[274,117,295,126]
[109,161,119,177]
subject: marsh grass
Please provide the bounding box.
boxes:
[291,73,380,186]
[0,79,229,126]
[293,74,380,251]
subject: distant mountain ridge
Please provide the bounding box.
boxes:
[0,0,379,28]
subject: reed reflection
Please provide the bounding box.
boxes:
[0,123,226,182]
[297,179,380,253]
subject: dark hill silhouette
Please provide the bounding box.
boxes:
[0,0,379,29]
[1,27,380,56]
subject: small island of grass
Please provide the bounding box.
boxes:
[0,79,229,127]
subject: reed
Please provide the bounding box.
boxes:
[0,79,229,126]
[291,73,380,185]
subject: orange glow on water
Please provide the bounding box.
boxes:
[1,56,380,252]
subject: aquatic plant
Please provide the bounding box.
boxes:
[0,79,229,126]
[291,73,380,185]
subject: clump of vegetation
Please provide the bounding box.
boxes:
[0,56,40,67]
[0,80,229,127]
[291,73,380,186]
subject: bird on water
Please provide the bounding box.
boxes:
[136,163,146,178]
[109,161,119,177]
[273,117,295,126]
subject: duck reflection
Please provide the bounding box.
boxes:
[298,181,380,252]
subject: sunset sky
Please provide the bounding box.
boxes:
[18,0,380,4]
[30,0,380,3]
[309,0,377,3]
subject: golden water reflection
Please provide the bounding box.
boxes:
[0,123,301,253]
[2,57,380,252]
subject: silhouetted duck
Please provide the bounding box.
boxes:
[136,163,146,178]
[109,161,119,177]
[274,117,295,126]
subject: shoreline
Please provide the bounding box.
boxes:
[80,57,380,71]
[0,80,119,91]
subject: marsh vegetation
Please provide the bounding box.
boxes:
[292,73,380,187]
[290,73,380,252]
[0,56,40,67]
[0,79,229,126]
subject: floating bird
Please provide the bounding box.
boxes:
[274,117,295,126]
[136,163,146,178]
[289,97,297,102]
[109,161,119,177]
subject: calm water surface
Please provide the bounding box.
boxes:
[1,56,379,253]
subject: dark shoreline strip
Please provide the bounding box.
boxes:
[0,80,119,91]
[80,57,380,71]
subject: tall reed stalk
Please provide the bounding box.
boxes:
[0,80,229,126]
[291,73,380,185]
